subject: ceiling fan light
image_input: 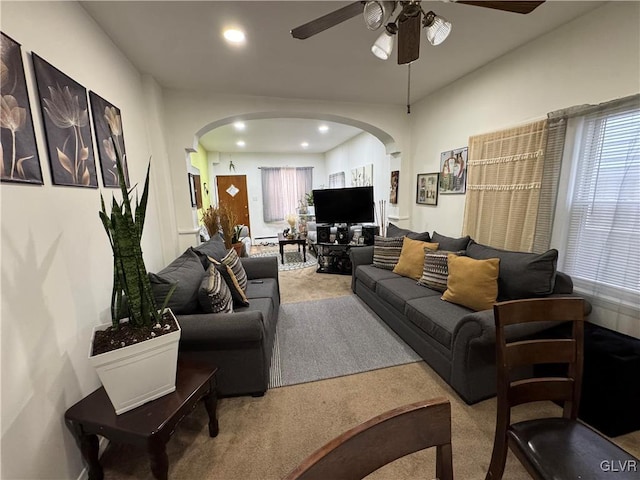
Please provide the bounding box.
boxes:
[363,1,395,31]
[371,29,394,60]
[424,12,452,46]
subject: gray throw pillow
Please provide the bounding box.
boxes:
[431,231,471,251]
[387,222,431,242]
[148,248,204,314]
[465,240,558,300]
[193,234,228,267]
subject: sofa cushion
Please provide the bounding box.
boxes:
[372,236,404,270]
[431,231,471,252]
[442,254,500,311]
[221,248,248,291]
[377,276,440,313]
[387,223,431,242]
[393,237,439,280]
[193,234,228,266]
[418,250,458,292]
[198,264,234,314]
[207,257,249,308]
[465,240,558,300]
[149,248,204,315]
[405,296,474,350]
[355,264,399,291]
[245,278,279,303]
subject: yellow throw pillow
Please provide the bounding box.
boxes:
[392,237,439,280]
[442,254,499,311]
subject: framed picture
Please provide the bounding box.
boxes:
[89,91,129,188]
[1,32,43,185]
[390,170,399,204]
[32,53,97,188]
[416,173,439,205]
[439,147,467,194]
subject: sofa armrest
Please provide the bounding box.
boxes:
[241,256,278,280]
[176,311,265,349]
[350,245,374,267]
[350,245,374,292]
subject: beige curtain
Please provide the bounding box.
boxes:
[462,120,548,252]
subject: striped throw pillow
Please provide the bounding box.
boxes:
[372,236,404,270]
[418,250,464,292]
[198,264,233,313]
[207,256,249,307]
[221,248,248,292]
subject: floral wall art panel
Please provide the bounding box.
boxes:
[32,53,97,187]
[1,32,43,184]
[89,91,129,188]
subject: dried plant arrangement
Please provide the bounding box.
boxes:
[201,205,221,238]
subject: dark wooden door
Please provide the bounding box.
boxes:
[216,175,251,235]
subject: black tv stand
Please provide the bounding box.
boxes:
[316,242,366,275]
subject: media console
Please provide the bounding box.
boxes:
[316,243,366,275]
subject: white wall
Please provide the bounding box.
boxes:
[210,151,326,240]
[0,2,174,479]
[324,132,393,226]
[409,1,640,239]
[408,2,640,336]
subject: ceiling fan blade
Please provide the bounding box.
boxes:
[291,1,365,39]
[397,12,421,65]
[456,1,545,14]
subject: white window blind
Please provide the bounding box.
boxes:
[563,102,640,297]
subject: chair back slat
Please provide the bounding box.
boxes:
[506,339,576,367]
[508,378,575,407]
[495,297,584,326]
[285,397,453,480]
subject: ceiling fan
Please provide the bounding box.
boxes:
[291,1,545,65]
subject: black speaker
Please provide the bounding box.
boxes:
[362,225,379,245]
[337,226,349,244]
[317,225,331,243]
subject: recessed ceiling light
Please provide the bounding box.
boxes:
[223,28,246,45]
[234,121,246,131]
[318,125,329,133]
[236,140,246,147]
[301,142,309,149]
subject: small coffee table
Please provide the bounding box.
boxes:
[277,232,307,264]
[65,362,218,480]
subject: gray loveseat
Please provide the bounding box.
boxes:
[350,226,587,404]
[148,234,279,397]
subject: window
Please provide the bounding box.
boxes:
[558,100,639,301]
[261,167,312,222]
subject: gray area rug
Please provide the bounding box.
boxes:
[269,295,421,388]
[251,248,317,271]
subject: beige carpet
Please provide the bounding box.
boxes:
[100,264,640,479]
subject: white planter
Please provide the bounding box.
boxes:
[88,310,181,415]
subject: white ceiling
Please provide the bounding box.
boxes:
[80,0,604,153]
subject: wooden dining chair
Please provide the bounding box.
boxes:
[284,397,453,480]
[486,297,639,480]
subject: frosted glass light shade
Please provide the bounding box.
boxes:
[371,30,394,60]
[425,15,452,46]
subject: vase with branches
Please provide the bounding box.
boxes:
[201,205,221,238]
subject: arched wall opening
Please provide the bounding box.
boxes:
[187,112,402,242]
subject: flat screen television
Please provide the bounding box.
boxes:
[313,186,375,224]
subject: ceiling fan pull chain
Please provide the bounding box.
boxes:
[407,63,411,115]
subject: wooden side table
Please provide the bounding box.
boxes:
[277,232,307,264]
[65,362,218,480]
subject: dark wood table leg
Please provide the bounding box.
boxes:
[302,243,306,262]
[203,390,219,437]
[69,421,104,480]
[148,437,169,480]
[279,243,284,264]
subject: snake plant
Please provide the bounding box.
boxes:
[98,138,174,329]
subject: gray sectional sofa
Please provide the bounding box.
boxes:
[148,234,280,397]
[350,226,588,404]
